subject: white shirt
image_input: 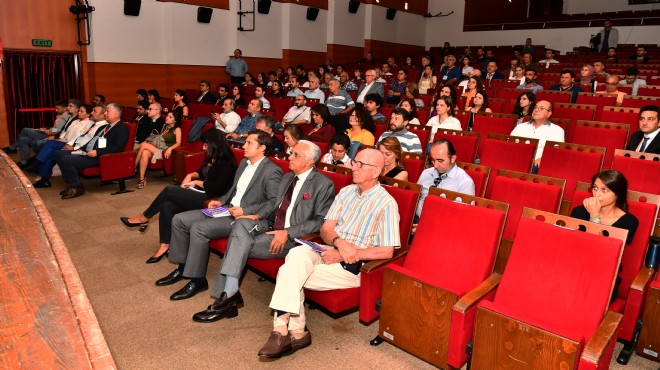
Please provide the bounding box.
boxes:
[259,96,271,109]
[284,167,313,228]
[230,156,266,207]
[283,105,311,124]
[637,128,659,152]
[215,111,241,133]
[320,152,351,167]
[510,120,565,160]
[357,82,375,103]
[61,118,93,146]
[73,120,108,150]
[426,115,462,138]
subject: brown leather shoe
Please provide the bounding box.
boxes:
[61,186,86,199]
[208,291,244,311]
[258,331,292,358]
[286,331,312,356]
[60,187,71,196]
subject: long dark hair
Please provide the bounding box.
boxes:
[400,98,418,119]
[175,89,188,104]
[513,92,536,118]
[352,106,376,134]
[473,91,489,112]
[167,110,183,129]
[311,104,331,126]
[592,170,630,213]
[201,129,236,166]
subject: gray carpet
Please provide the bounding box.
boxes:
[25,159,657,370]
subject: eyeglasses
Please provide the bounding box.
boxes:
[350,159,377,169]
[605,82,618,85]
[533,106,550,112]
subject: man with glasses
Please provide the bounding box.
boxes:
[257,148,400,359]
[356,69,385,104]
[510,100,565,171]
[596,76,626,106]
[282,95,311,127]
[621,67,646,96]
[211,99,240,134]
[414,139,474,233]
[139,103,164,144]
[196,80,216,103]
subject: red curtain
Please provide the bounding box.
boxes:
[4,51,79,142]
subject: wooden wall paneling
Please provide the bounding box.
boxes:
[244,57,286,78]
[361,0,428,16]
[155,0,230,9]
[327,44,364,69]
[364,39,426,61]
[275,0,329,9]
[282,49,326,71]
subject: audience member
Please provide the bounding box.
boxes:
[254,86,271,110]
[625,105,659,154]
[212,99,241,134]
[282,95,311,127]
[196,80,216,103]
[550,70,583,103]
[320,134,351,166]
[283,124,305,155]
[303,76,325,104]
[419,65,437,94]
[598,19,619,52]
[305,104,336,141]
[513,92,536,123]
[459,69,482,93]
[508,65,525,84]
[215,84,230,105]
[243,72,255,86]
[521,52,535,71]
[386,69,408,104]
[135,110,182,189]
[381,63,393,77]
[338,71,357,90]
[440,55,461,86]
[630,46,649,64]
[378,137,408,181]
[227,99,262,143]
[256,115,284,153]
[226,49,248,84]
[403,83,425,107]
[231,85,246,107]
[364,93,386,122]
[326,79,355,115]
[399,98,421,126]
[136,102,164,145]
[256,73,268,89]
[377,108,422,154]
[517,69,544,94]
[172,89,189,117]
[579,64,598,92]
[510,100,564,170]
[465,90,492,131]
[483,60,505,84]
[93,94,106,106]
[136,89,148,103]
[593,60,609,78]
[287,76,304,97]
[539,49,559,69]
[596,75,626,105]
[345,106,376,150]
[462,76,484,103]
[606,47,619,63]
[352,67,363,84]
[356,69,385,104]
[461,56,474,78]
[426,96,461,137]
[621,67,647,96]
[147,90,159,104]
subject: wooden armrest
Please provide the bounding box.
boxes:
[360,249,408,273]
[454,273,502,314]
[581,311,623,364]
[299,232,320,241]
[631,267,655,292]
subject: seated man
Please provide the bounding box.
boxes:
[510,100,565,170]
[211,99,241,134]
[214,84,230,106]
[606,47,619,63]
[339,71,357,91]
[320,134,351,166]
[377,108,422,154]
[196,80,216,103]
[593,60,609,78]
[625,105,659,154]
[281,94,311,127]
[414,139,475,232]
[549,69,583,103]
[257,115,285,152]
[629,46,649,64]
[191,141,336,322]
[355,69,385,104]
[226,99,262,143]
[483,61,505,84]
[138,102,164,145]
[516,69,544,94]
[521,52,535,71]
[92,94,105,107]
[539,49,559,69]
[621,67,646,96]
[257,148,400,359]
[381,63,393,77]
[3,99,73,167]
[303,76,325,104]
[326,79,355,116]
[254,86,271,110]
[156,130,283,300]
[596,75,626,106]
[54,103,129,199]
[286,76,303,98]
[364,93,385,121]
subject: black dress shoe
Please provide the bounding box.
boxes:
[120,217,149,232]
[61,186,85,199]
[192,305,239,323]
[146,250,168,264]
[33,178,52,188]
[60,188,71,196]
[155,269,183,286]
[3,146,17,154]
[170,279,208,300]
[208,291,244,311]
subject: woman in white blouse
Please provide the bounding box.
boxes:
[426,96,462,139]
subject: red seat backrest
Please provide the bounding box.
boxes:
[318,170,352,195]
[231,147,244,166]
[313,141,329,158]
[638,86,660,97]
[403,158,425,183]
[270,156,290,174]
[434,129,480,163]
[494,217,623,341]
[123,123,137,151]
[538,143,604,201]
[490,80,519,89]
[407,194,506,296]
[495,88,524,101]
[380,106,394,122]
[472,115,517,136]
[188,103,214,119]
[374,122,387,141]
[536,90,572,105]
[488,99,505,113]
[121,107,137,122]
[457,161,491,197]
[382,184,420,248]
[408,127,430,150]
[478,135,537,176]
[571,121,629,170]
[611,153,660,195]
[621,96,660,109]
[552,103,597,141]
[269,98,294,121]
[600,106,640,144]
[417,109,430,126]
[486,172,564,240]
[576,93,617,120]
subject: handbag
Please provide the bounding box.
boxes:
[145,128,168,149]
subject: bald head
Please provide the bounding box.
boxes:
[351,148,384,190]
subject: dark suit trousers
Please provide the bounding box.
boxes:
[169,209,235,278]
[210,218,294,297]
[143,184,208,244]
[54,150,99,187]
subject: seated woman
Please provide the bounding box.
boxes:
[509,65,526,84]
[465,91,492,131]
[243,72,255,86]
[320,133,351,166]
[418,65,437,95]
[461,56,474,79]
[267,80,285,98]
[134,111,182,189]
[579,64,598,93]
[148,89,160,103]
[352,67,363,84]
[345,106,376,158]
[513,92,536,124]
[305,104,336,141]
[231,85,246,107]
[400,83,425,107]
[570,170,639,300]
[256,72,268,89]
[461,76,484,107]
[283,124,305,155]
[121,130,237,263]
[426,96,462,138]
[136,89,148,104]
[399,98,421,126]
[171,89,189,117]
[378,137,408,181]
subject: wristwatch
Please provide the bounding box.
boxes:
[332,236,341,247]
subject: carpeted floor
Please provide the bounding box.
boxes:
[20,156,658,369]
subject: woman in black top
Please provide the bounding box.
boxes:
[232,85,246,107]
[378,137,408,181]
[120,130,237,263]
[570,170,639,300]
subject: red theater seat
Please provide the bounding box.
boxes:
[457,161,491,197]
[478,133,537,177]
[433,129,480,163]
[611,150,660,195]
[571,120,630,170]
[471,113,517,136]
[576,93,618,120]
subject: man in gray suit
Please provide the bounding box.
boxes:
[355,69,385,104]
[191,140,336,322]
[155,130,283,300]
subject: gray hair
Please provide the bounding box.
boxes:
[297,140,321,162]
[308,76,320,85]
[107,103,122,118]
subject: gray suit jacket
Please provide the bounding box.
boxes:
[269,169,335,239]
[357,82,385,99]
[218,157,283,220]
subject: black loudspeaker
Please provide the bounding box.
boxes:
[348,0,360,13]
[197,7,213,23]
[386,8,396,20]
[306,7,319,21]
[124,0,141,16]
[258,0,272,14]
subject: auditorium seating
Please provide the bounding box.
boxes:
[637,86,660,97]
[471,113,517,136]
[402,152,426,183]
[477,133,538,176]
[536,90,573,105]
[571,120,630,170]
[471,209,627,370]
[433,129,480,163]
[457,161,491,197]
[576,93,618,120]
[600,106,640,144]
[570,183,660,364]
[611,150,660,195]
[553,103,597,140]
[408,127,430,151]
[486,170,565,273]
[376,189,508,369]
[495,88,525,101]
[621,96,660,109]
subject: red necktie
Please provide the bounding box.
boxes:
[273,176,298,230]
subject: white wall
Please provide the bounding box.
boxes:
[367,5,425,46]
[234,0,283,58]
[283,3,327,52]
[425,0,660,53]
[328,0,365,46]
[565,0,658,14]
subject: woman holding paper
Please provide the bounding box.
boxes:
[120,130,237,263]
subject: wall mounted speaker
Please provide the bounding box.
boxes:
[306,7,319,21]
[348,0,360,14]
[258,0,272,14]
[124,0,141,16]
[197,7,213,23]
[386,8,397,20]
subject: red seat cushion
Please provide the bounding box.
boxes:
[538,145,604,201]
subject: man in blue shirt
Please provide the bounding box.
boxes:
[227,99,262,143]
[226,49,248,84]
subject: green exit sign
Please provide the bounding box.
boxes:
[32,39,52,47]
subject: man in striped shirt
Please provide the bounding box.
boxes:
[258,148,400,359]
[376,108,423,154]
[325,79,354,115]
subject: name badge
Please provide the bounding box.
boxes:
[442,75,448,81]
[98,137,107,149]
